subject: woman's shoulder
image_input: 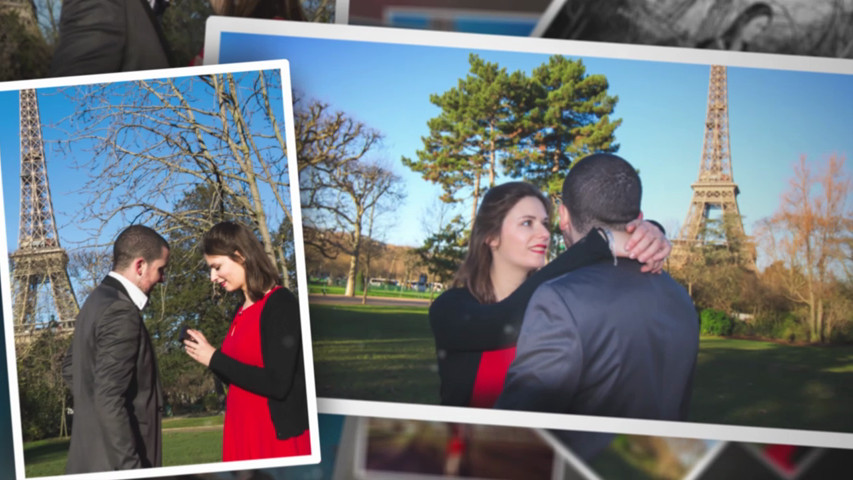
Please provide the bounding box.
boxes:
[430,287,477,317]
[261,286,298,315]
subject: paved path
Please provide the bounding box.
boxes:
[308,293,431,308]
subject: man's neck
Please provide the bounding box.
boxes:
[108,271,148,310]
[609,230,632,259]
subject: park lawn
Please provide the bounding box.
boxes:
[310,304,440,404]
[310,305,853,432]
[24,417,223,477]
[162,414,224,429]
[689,336,853,432]
[308,284,439,300]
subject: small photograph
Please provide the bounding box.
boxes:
[356,418,558,479]
[0,60,320,479]
[535,0,853,59]
[346,0,549,36]
[582,435,719,480]
[0,0,335,82]
[740,443,825,478]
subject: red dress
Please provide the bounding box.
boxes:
[219,287,310,461]
[469,347,517,408]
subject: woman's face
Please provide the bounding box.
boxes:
[204,253,247,293]
[488,196,551,274]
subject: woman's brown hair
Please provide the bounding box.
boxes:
[202,221,282,302]
[453,182,550,304]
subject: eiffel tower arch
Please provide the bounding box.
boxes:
[9,89,79,340]
[671,65,756,270]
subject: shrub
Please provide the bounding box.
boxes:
[700,309,734,336]
[772,314,809,343]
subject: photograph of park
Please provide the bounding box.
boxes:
[209,22,851,442]
[0,62,320,478]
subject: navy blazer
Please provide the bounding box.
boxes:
[496,258,699,458]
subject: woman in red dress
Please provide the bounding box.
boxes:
[183,221,310,461]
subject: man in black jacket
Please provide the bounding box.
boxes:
[63,225,169,472]
[49,0,172,76]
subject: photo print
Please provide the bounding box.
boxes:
[203,17,853,457]
[0,60,320,479]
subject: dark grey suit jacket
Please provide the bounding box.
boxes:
[495,259,699,458]
[49,0,171,76]
[62,275,162,472]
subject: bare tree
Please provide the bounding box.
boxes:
[67,247,112,301]
[56,71,295,287]
[757,154,853,342]
[303,159,405,296]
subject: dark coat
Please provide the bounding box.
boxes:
[496,258,699,459]
[49,0,171,76]
[63,275,162,472]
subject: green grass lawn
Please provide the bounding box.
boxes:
[308,284,439,300]
[689,337,853,431]
[24,416,223,477]
[310,304,853,433]
[310,304,440,404]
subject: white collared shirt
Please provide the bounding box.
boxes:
[108,271,149,311]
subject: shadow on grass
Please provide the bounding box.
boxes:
[690,337,853,432]
[311,304,853,433]
[310,304,439,404]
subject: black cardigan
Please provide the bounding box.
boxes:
[208,287,309,440]
[429,230,613,406]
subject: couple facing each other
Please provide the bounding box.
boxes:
[63,222,309,474]
[430,153,700,453]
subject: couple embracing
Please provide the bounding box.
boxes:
[62,222,309,474]
[430,153,700,458]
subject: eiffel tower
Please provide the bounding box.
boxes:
[671,65,755,270]
[10,89,79,340]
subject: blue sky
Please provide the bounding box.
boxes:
[0,72,290,255]
[216,32,853,264]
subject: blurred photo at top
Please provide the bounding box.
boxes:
[0,0,334,81]
[535,0,853,57]
[346,0,853,58]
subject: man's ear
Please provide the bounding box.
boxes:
[637,211,644,221]
[558,204,572,235]
[133,257,146,276]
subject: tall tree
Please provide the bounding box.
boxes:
[303,160,405,296]
[403,54,516,225]
[505,55,621,202]
[415,214,468,301]
[59,70,294,287]
[757,154,853,342]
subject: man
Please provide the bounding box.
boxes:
[495,153,699,459]
[63,225,169,472]
[49,0,172,76]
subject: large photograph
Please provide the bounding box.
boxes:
[0,61,320,479]
[206,19,852,452]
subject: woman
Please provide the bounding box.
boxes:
[429,182,669,407]
[183,221,310,461]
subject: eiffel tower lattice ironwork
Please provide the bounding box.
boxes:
[10,88,79,339]
[671,65,755,270]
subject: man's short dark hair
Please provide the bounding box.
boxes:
[562,153,642,234]
[112,225,169,270]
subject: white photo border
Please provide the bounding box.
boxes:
[0,59,322,480]
[202,17,853,451]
